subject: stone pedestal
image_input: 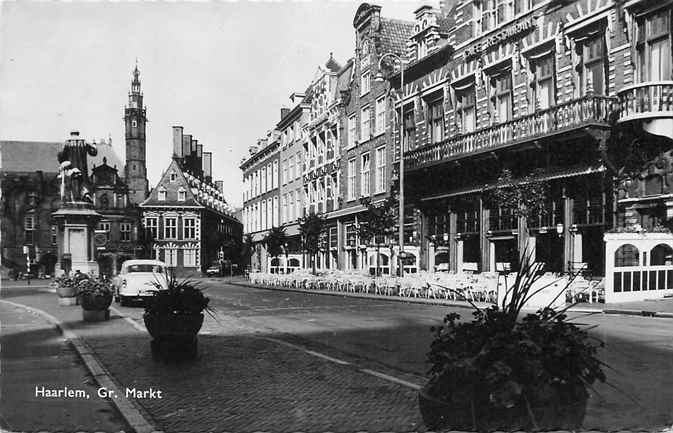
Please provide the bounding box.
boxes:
[52,201,101,277]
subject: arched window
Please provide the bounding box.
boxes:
[650,244,673,265]
[289,258,300,267]
[615,244,640,267]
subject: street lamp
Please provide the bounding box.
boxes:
[375,52,406,276]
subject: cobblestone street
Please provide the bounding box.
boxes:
[4,280,673,432]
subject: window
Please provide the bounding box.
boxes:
[289,155,296,180]
[170,172,176,182]
[615,244,640,267]
[273,196,279,226]
[282,194,287,223]
[375,146,386,193]
[282,160,288,185]
[132,119,138,128]
[348,114,357,148]
[456,86,476,132]
[120,223,132,241]
[361,153,370,197]
[178,188,186,202]
[183,249,197,267]
[98,222,111,238]
[427,97,444,143]
[158,188,166,201]
[418,39,428,59]
[165,248,177,267]
[51,225,57,245]
[296,188,302,218]
[273,160,278,189]
[348,158,357,201]
[24,215,35,245]
[514,0,529,15]
[637,10,671,82]
[361,106,371,141]
[492,71,513,122]
[164,217,177,239]
[533,55,555,109]
[582,34,607,95]
[184,218,196,239]
[375,96,386,136]
[361,71,371,95]
[480,0,512,33]
[289,191,295,221]
[145,217,158,239]
[403,105,415,151]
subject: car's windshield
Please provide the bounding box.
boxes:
[127,264,163,273]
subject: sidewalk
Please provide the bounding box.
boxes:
[0,302,129,433]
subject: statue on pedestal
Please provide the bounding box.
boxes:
[57,132,97,203]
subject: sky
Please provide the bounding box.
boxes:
[0,0,433,208]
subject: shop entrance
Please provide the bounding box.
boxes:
[491,236,519,273]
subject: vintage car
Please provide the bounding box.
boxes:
[113,259,169,306]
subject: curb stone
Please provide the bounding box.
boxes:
[0,299,163,433]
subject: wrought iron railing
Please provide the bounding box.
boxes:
[617,81,673,122]
[406,95,616,170]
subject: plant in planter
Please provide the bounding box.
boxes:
[54,275,79,305]
[420,254,606,432]
[143,274,211,360]
[78,278,113,322]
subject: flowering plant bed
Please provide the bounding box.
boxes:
[78,279,113,312]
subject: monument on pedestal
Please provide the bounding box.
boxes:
[52,131,102,277]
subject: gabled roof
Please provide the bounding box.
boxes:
[379,17,415,55]
[142,158,237,219]
[141,159,202,208]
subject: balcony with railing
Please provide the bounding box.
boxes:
[406,95,616,170]
[617,81,673,123]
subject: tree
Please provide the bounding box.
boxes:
[482,168,550,220]
[358,195,397,276]
[264,226,287,272]
[241,233,254,272]
[136,227,155,259]
[298,211,325,275]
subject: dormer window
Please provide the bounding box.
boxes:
[178,188,186,202]
[418,39,428,59]
[158,188,166,201]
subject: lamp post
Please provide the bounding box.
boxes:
[374,52,405,276]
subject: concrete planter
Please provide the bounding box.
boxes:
[58,296,78,306]
[82,309,110,322]
[418,382,587,432]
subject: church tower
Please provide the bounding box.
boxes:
[124,62,149,205]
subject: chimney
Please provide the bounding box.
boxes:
[182,134,192,161]
[280,107,290,119]
[172,126,184,158]
[196,143,204,177]
[202,152,212,178]
[215,180,224,192]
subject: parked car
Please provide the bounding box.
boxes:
[206,263,222,277]
[113,259,169,306]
